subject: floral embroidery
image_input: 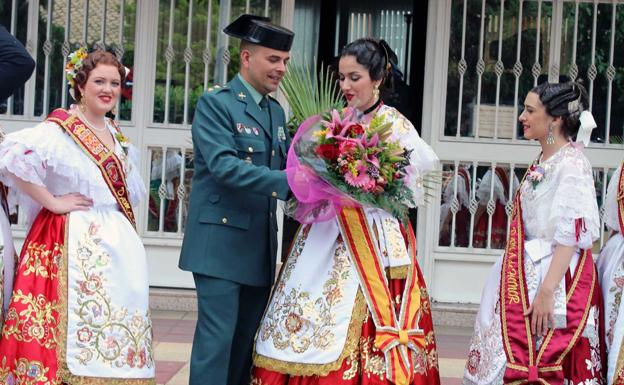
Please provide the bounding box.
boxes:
[607,261,624,345]
[21,242,62,279]
[382,218,408,260]
[2,290,61,349]
[71,222,154,370]
[359,336,387,379]
[259,232,352,353]
[0,355,62,385]
[463,299,506,384]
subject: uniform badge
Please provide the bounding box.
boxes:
[244,126,252,134]
[252,127,259,136]
[278,126,286,141]
[236,123,244,133]
[238,92,246,100]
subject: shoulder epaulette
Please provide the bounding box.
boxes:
[207,84,229,93]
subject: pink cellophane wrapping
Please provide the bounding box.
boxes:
[286,115,360,223]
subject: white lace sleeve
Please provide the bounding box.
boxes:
[0,125,49,188]
[550,154,600,249]
[383,106,439,207]
[603,164,622,233]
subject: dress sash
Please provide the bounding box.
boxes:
[500,194,596,384]
[337,206,425,385]
[46,109,136,228]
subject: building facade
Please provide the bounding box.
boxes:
[1,0,623,304]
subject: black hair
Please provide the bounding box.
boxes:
[530,81,589,139]
[340,38,402,87]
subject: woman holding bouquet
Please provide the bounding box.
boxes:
[0,49,154,384]
[463,82,605,385]
[251,38,440,385]
[597,161,624,385]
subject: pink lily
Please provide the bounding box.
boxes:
[356,133,381,169]
[323,109,356,140]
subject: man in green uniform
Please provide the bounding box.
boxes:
[179,14,294,385]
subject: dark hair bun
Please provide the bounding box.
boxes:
[340,38,402,85]
[531,81,589,139]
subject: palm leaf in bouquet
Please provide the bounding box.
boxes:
[280,59,344,134]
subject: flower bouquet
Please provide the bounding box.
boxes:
[280,60,438,223]
[286,108,430,223]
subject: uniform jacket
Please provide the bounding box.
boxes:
[0,25,35,101]
[179,75,290,286]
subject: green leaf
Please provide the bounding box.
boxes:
[280,59,344,134]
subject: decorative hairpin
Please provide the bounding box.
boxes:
[65,47,88,99]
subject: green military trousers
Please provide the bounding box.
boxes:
[190,273,271,385]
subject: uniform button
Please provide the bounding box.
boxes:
[271,191,277,197]
[222,217,228,224]
[272,149,275,157]
[248,146,254,152]
[270,212,273,218]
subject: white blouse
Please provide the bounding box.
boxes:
[603,164,622,233]
[520,144,599,249]
[375,105,439,207]
[0,118,146,225]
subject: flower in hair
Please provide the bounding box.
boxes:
[65,47,88,98]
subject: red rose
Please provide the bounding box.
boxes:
[315,144,339,160]
[348,124,364,137]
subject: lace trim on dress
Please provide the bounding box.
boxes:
[0,121,145,224]
[604,165,623,233]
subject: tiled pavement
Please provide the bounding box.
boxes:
[152,309,472,385]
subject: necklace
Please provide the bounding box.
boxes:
[362,98,382,116]
[78,110,108,133]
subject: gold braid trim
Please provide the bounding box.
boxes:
[388,265,408,279]
[56,215,156,385]
[253,289,368,376]
[615,344,624,385]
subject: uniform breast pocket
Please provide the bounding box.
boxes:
[234,136,266,165]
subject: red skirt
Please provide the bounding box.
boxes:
[251,266,440,385]
[473,202,507,249]
[0,209,66,384]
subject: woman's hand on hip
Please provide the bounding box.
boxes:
[50,192,93,214]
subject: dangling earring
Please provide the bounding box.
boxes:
[546,123,555,144]
[373,85,380,100]
[79,96,87,113]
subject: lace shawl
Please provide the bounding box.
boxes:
[520,145,599,249]
[603,164,622,233]
[0,119,146,225]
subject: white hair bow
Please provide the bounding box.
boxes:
[576,110,597,147]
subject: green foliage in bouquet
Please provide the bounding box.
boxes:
[280,60,344,134]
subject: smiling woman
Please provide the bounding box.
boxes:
[463,82,604,385]
[0,49,155,385]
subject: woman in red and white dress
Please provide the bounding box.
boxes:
[463,82,605,385]
[251,38,440,385]
[597,162,624,385]
[0,49,154,384]
[473,167,519,249]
